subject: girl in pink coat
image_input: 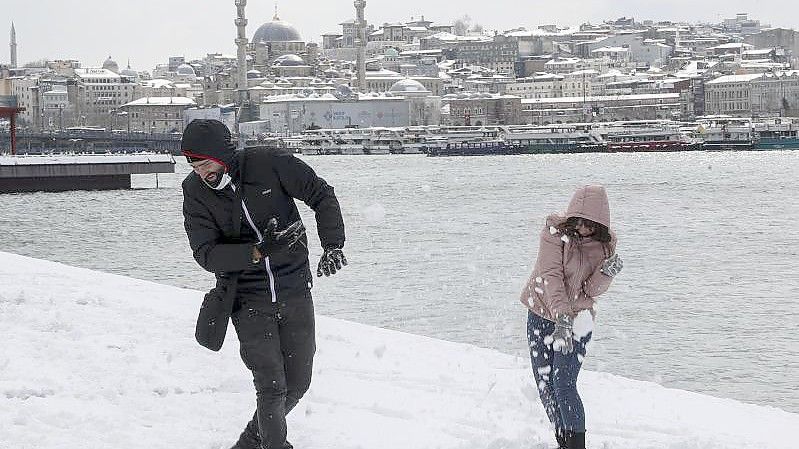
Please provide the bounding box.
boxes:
[520,185,623,449]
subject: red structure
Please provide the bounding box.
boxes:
[1,96,24,155]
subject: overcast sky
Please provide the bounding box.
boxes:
[4,0,798,72]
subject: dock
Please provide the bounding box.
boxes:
[0,153,176,193]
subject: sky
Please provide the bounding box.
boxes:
[3,0,798,72]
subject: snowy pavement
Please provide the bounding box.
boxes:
[0,251,796,449]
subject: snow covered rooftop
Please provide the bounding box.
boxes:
[711,42,755,50]
[522,92,680,104]
[706,73,764,84]
[0,153,174,166]
[141,79,175,89]
[591,46,629,53]
[74,68,121,80]
[122,97,196,107]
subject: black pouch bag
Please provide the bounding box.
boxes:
[194,151,246,351]
[195,281,238,351]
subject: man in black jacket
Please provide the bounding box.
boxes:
[181,119,347,449]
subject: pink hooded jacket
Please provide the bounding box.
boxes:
[520,185,617,322]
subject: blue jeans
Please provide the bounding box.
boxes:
[527,311,592,433]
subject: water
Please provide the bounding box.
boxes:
[1,152,798,413]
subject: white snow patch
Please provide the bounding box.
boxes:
[0,251,797,449]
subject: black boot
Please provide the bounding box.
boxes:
[230,421,261,449]
[564,431,585,449]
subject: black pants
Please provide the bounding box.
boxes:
[232,290,316,449]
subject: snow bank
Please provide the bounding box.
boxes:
[0,251,796,449]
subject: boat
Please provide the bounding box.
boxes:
[696,116,755,151]
[500,124,607,154]
[753,119,799,150]
[600,125,701,152]
[425,139,525,156]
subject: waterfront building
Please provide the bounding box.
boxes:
[73,67,138,129]
[258,93,412,133]
[520,92,682,124]
[119,96,196,133]
[704,73,761,115]
[443,93,522,126]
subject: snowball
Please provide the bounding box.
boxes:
[561,234,570,243]
[549,226,558,235]
[535,277,543,284]
[572,310,594,339]
[534,287,544,295]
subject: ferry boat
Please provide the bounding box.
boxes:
[753,119,799,150]
[599,125,701,152]
[500,124,606,154]
[425,139,525,156]
[696,117,755,151]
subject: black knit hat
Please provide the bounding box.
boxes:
[181,119,236,168]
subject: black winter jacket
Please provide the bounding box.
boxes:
[182,147,345,301]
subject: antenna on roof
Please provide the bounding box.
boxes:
[273,2,279,20]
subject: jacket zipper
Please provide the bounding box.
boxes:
[240,195,278,303]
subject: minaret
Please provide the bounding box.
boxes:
[354,0,367,92]
[234,0,250,126]
[10,22,17,68]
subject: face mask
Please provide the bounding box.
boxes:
[202,171,232,190]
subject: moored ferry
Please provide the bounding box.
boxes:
[753,119,799,150]
[500,124,607,154]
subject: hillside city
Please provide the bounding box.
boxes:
[1,9,798,138]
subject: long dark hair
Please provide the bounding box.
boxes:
[557,216,612,250]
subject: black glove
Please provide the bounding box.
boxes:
[256,218,306,256]
[317,247,347,277]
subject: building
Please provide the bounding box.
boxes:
[120,96,196,133]
[505,74,564,99]
[258,93,412,133]
[386,78,441,126]
[443,93,522,126]
[74,66,138,129]
[704,73,762,115]
[362,69,442,95]
[520,92,682,124]
[422,33,519,74]
[751,70,799,116]
[252,14,307,63]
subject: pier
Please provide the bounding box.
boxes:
[0,153,176,193]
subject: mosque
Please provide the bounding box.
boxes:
[249,11,319,76]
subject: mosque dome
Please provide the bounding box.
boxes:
[384,48,400,57]
[253,17,303,43]
[274,54,305,66]
[176,63,196,77]
[247,69,263,78]
[103,56,119,73]
[389,78,428,94]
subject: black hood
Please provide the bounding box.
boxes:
[181,119,237,168]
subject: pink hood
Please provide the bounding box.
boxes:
[565,185,610,228]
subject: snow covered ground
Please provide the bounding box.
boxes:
[1,251,796,449]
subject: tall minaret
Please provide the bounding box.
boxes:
[10,22,18,68]
[234,0,249,108]
[354,0,367,92]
